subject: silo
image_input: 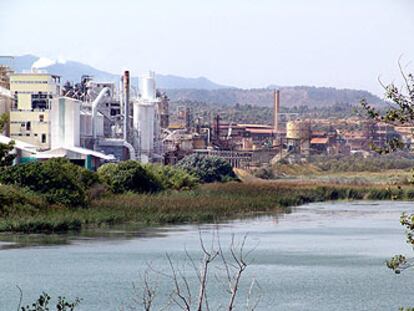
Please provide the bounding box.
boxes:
[51,97,80,149]
[286,121,311,140]
[133,101,155,163]
[140,71,156,100]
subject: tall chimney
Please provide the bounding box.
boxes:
[273,89,280,132]
[123,70,130,141]
[215,114,220,141]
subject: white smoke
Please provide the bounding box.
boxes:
[31,57,56,70]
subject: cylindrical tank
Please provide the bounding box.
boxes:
[286,120,311,140]
[133,101,155,163]
[51,97,80,149]
[140,71,156,100]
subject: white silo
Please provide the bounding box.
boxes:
[139,71,156,100]
[51,97,81,149]
[133,101,155,163]
[133,71,161,163]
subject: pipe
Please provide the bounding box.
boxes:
[123,140,136,160]
[273,89,280,132]
[92,87,111,140]
[123,71,130,142]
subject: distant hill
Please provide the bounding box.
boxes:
[2,55,228,90]
[1,55,383,107]
[164,86,384,108]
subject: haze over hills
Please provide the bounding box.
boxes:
[2,55,384,108]
[3,55,227,90]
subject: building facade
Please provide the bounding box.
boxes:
[9,72,60,149]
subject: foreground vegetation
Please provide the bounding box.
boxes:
[1,150,414,235]
[1,179,413,234]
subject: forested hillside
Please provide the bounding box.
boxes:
[165,86,383,108]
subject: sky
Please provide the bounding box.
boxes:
[0,0,413,95]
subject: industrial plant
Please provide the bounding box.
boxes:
[0,57,411,171]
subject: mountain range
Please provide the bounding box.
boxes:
[2,55,384,108]
[3,55,227,90]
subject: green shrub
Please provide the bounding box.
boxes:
[253,166,275,180]
[97,160,162,194]
[0,184,45,216]
[0,158,94,207]
[176,154,236,183]
[145,164,199,190]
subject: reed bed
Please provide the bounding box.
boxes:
[0,181,412,233]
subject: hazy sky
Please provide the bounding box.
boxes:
[1,0,413,95]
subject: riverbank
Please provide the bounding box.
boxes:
[1,181,413,234]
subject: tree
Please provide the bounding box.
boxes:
[0,112,9,132]
[176,154,236,183]
[97,160,162,194]
[361,63,414,276]
[0,158,95,207]
[129,232,261,311]
[16,290,80,311]
[0,141,15,167]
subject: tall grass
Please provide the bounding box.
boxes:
[0,181,412,233]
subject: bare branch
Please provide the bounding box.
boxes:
[16,285,23,311]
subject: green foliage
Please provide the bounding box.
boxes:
[97,160,162,194]
[386,212,414,274]
[0,112,9,132]
[0,158,95,207]
[176,154,236,183]
[21,292,80,311]
[253,166,275,180]
[0,184,45,216]
[0,181,408,234]
[0,141,15,167]
[144,164,199,190]
[311,153,414,172]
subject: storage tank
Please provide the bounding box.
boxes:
[286,120,311,140]
[133,101,155,163]
[80,111,104,138]
[51,97,80,148]
[139,71,156,100]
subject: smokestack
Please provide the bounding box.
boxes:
[273,89,280,132]
[215,114,220,141]
[123,70,130,141]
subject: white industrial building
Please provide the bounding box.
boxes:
[1,66,168,168]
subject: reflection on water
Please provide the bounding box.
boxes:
[0,201,413,311]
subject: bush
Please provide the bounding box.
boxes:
[176,154,236,183]
[253,166,275,180]
[311,153,414,172]
[0,158,94,207]
[0,184,45,216]
[145,164,199,190]
[97,160,162,194]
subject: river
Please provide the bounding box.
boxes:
[1,201,414,310]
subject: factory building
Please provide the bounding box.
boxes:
[9,72,60,150]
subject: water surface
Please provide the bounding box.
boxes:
[1,201,413,310]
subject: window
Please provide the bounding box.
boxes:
[39,114,44,122]
[26,122,31,131]
[34,133,38,137]
[26,133,30,136]
[41,134,46,143]
[21,123,25,127]
[32,92,48,110]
